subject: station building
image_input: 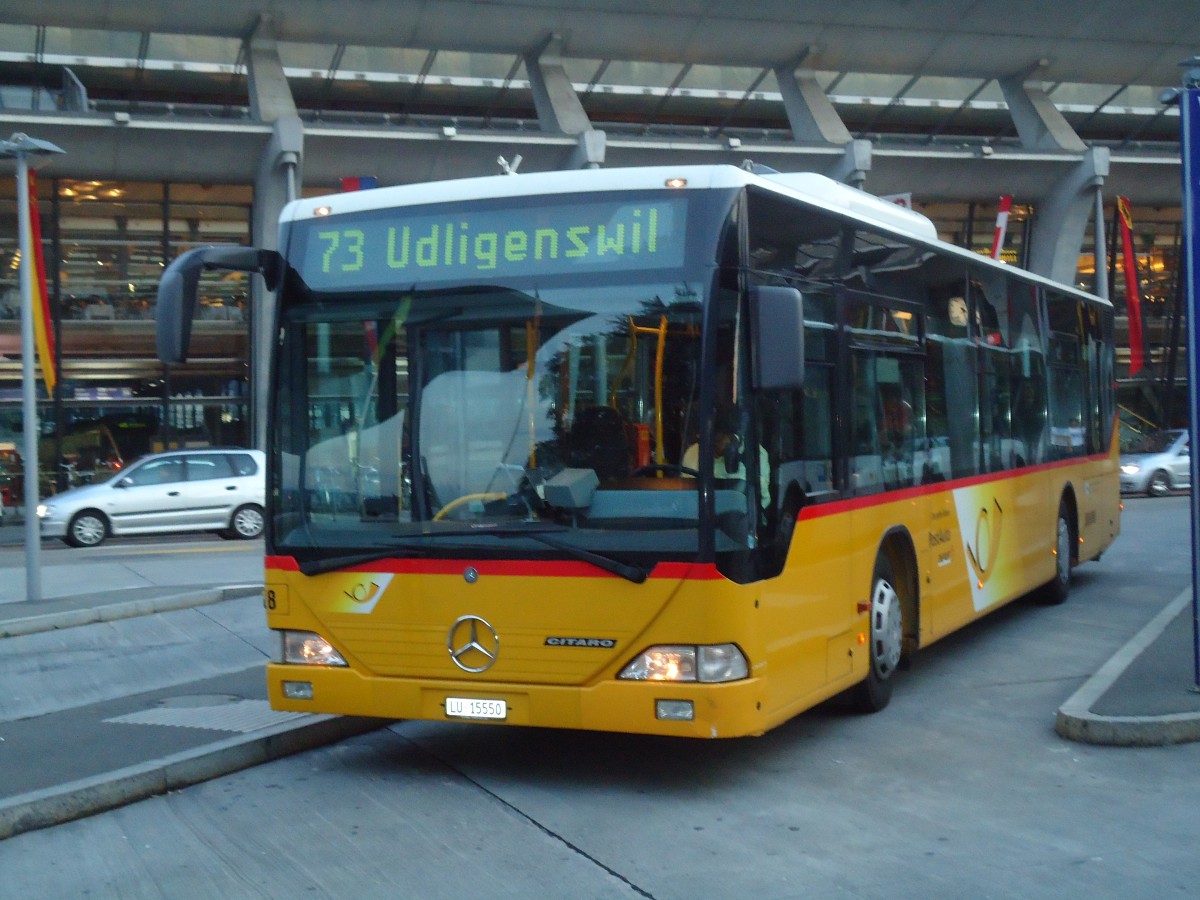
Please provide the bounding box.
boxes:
[0,2,1196,483]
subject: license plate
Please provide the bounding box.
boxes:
[445,697,507,720]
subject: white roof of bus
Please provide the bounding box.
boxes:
[282,164,935,238]
[280,164,1106,306]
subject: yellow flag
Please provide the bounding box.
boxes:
[27,170,56,395]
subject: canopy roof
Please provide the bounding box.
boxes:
[3,0,1196,87]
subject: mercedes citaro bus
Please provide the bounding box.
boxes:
[156,164,1119,738]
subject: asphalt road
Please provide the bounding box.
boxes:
[0,496,1197,899]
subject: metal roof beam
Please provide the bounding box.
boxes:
[481,54,524,126]
[645,62,691,124]
[924,78,992,142]
[857,72,921,134]
[1071,84,1129,133]
[713,66,771,136]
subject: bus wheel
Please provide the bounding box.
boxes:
[1039,499,1073,605]
[849,555,904,713]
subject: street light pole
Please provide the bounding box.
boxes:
[1184,82,1200,692]
[1169,60,1200,690]
[2,133,65,603]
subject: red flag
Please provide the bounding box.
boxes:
[1116,197,1145,377]
[27,171,56,395]
[991,195,1013,260]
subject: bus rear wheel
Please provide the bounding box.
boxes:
[848,555,904,713]
[1038,498,1073,605]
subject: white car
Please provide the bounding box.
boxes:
[37,448,266,547]
[1119,429,1191,497]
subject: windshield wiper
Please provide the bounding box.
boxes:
[295,524,647,583]
[521,531,648,584]
[424,524,648,583]
[297,546,429,577]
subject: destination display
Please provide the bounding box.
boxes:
[299,195,688,289]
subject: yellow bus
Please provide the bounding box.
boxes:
[157,164,1119,737]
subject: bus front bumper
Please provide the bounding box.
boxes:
[266,662,768,739]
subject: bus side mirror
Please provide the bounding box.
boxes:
[751,285,805,390]
[156,246,281,364]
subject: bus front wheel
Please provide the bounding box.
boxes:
[849,555,904,713]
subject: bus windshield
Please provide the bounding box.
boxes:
[273,189,750,570]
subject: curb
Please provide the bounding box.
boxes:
[0,583,265,638]
[1055,589,1200,746]
[0,714,386,840]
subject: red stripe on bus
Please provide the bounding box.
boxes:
[796,453,1113,522]
[265,555,720,580]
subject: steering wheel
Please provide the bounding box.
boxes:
[433,491,508,521]
[630,463,700,479]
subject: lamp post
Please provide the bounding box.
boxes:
[1166,60,1200,690]
[1,132,65,603]
[1183,70,1200,691]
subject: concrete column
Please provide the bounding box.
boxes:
[998,77,1087,153]
[525,34,592,135]
[1027,147,1109,285]
[247,19,304,449]
[246,19,297,123]
[1092,186,1109,300]
[774,67,853,145]
[569,129,606,169]
[828,138,873,189]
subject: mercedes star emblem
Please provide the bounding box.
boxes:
[447,615,500,673]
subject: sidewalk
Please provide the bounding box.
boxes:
[0,574,385,841]
[0,570,1197,842]
[1055,588,1200,746]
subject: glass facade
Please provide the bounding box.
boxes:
[0,14,1188,489]
[0,179,252,493]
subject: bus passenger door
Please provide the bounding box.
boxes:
[848,346,946,649]
[754,326,847,715]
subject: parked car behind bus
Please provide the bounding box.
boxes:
[1120,429,1191,497]
[37,448,265,547]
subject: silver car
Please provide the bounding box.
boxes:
[1120,429,1191,497]
[37,448,266,547]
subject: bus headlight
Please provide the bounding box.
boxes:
[280,630,348,666]
[618,644,748,683]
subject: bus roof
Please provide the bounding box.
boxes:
[281,164,1108,307]
[282,164,934,235]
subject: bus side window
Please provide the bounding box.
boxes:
[849,354,878,495]
[1046,289,1087,458]
[850,353,924,494]
[750,289,836,574]
[764,370,835,506]
[1008,282,1047,467]
[1083,303,1112,453]
[918,258,971,479]
[972,273,1012,472]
